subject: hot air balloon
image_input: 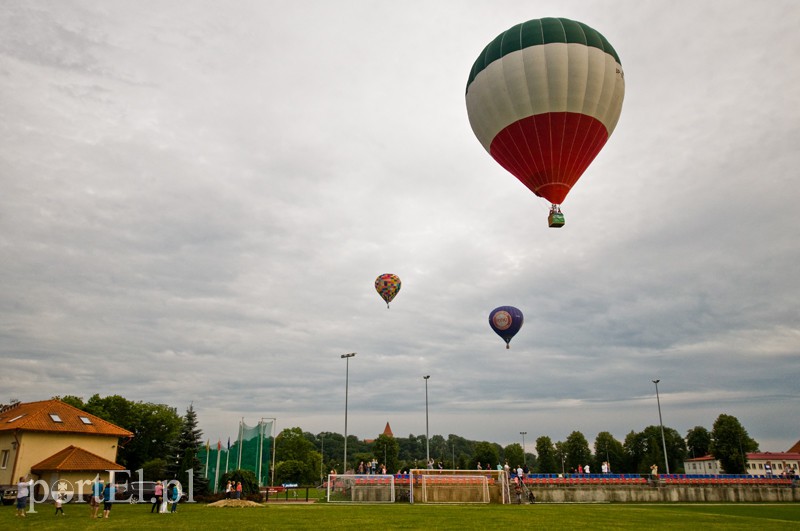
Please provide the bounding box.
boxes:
[466,18,625,227]
[375,274,401,308]
[489,306,524,349]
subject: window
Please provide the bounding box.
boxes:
[49,413,63,422]
[1,449,9,469]
[79,416,93,425]
[6,414,25,423]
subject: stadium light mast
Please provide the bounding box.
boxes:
[520,431,527,466]
[342,352,356,473]
[423,375,430,466]
[652,379,670,475]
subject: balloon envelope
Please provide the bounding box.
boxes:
[375,274,401,307]
[466,18,625,206]
[489,306,524,348]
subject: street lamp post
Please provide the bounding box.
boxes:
[652,379,670,475]
[342,353,356,473]
[320,435,324,486]
[520,431,527,467]
[423,375,430,466]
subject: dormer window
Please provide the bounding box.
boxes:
[49,413,63,423]
[79,416,93,425]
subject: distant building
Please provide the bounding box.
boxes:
[683,451,800,476]
[364,422,394,444]
[0,399,132,499]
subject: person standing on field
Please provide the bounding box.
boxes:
[16,476,31,517]
[152,481,163,513]
[54,493,65,516]
[102,481,114,518]
[90,478,103,519]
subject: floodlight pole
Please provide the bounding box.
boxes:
[424,375,430,465]
[320,435,324,486]
[520,431,527,466]
[653,379,670,474]
[342,353,356,473]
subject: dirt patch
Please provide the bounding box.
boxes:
[207,499,264,508]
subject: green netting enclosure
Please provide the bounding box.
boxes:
[198,419,274,491]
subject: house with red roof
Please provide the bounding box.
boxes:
[0,399,132,500]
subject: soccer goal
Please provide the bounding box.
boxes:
[326,474,395,503]
[410,469,495,504]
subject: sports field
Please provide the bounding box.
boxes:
[4,502,800,530]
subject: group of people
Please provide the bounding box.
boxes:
[89,478,116,519]
[224,480,243,499]
[16,476,67,518]
[150,480,182,514]
[357,460,387,475]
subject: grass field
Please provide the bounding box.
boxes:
[3,502,800,530]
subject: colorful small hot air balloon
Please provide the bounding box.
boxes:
[466,18,625,227]
[489,306,524,349]
[375,274,401,308]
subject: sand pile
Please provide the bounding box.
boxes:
[207,499,264,508]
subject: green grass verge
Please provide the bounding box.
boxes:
[3,501,800,530]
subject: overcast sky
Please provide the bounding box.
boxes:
[2,1,799,457]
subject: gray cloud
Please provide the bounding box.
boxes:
[1,0,798,455]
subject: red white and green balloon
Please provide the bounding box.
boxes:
[466,18,625,210]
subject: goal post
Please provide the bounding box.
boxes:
[410,469,501,504]
[326,474,395,503]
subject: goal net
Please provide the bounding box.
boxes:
[326,474,395,503]
[411,469,493,504]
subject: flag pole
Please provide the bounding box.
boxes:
[204,440,210,478]
[214,440,222,493]
[257,419,264,487]
[225,437,230,474]
[237,418,243,469]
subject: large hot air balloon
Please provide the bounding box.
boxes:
[375,274,401,308]
[466,18,625,227]
[489,306,524,349]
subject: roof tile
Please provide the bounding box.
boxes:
[30,445,125,472]
[0,399,132,437]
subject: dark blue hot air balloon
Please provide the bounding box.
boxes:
[489,306,524,349]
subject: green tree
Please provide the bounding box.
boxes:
[563,431,592,472]
[57,395,85,410]
[624,425,687,474]
[593,431,624,473]
[686,426,712,458]
[472,441,500,468]
[166,404,208,494]
[74,394,183,472]
[535,436,558,473]
[372,434,400,472]
[275,427,315,461]
[503,443,524,470]
[397,434,426,465]
[141,458,167,480]
[220,469,259,496]
[274,427,320,484]
[710,414,758,474]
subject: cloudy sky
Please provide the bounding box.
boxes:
[2,0,799,456]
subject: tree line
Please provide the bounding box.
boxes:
[48,395,758,489]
